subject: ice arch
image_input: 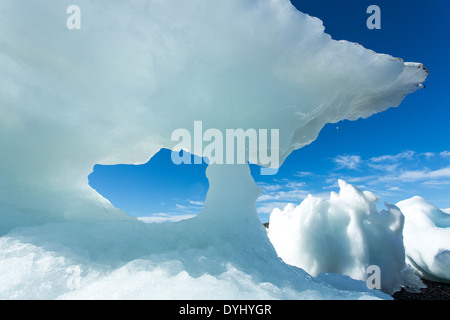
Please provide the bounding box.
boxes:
[0,0,427,299]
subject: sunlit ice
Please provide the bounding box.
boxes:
[1,0,446,303]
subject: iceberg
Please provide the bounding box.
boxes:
[267,180,424,295]
[0,0,427,299]
[396,197,450,283]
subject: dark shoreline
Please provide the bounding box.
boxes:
[393,279,450,300]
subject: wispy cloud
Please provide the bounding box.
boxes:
[257,202,293,214]
[256,180,312,216]
[138,213,196,223]
[294,171,313,177]
[188,200,204,206]
[256,178,333,220]
[170,199,204,215]
[369,150,415,163]
[152,150,450,223]
[398,166,450,181]
[333,155,362,170]
[257,189,310,202]
[326,150,450,198]
[440,151,450,158]
[262,150,450,215]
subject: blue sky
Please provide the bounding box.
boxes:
[89,0,450,223]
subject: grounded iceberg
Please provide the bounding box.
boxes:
[268,180,424,295]
[0,0,427,299]
[396,197,450,283]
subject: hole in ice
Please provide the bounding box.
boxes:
[88,148,209,223]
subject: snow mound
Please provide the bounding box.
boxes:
[268,180,424,294]
[396,197,450,283]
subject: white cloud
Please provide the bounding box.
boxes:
[256,180,311,214]
[369,151,415,163]
[257,189,309,202]
[369,150,440,164]
[314,149,450,204]
[294,171,313,177]
[173,200,205,213]
[257,202,291,214]
[188,200,204,206]
[422,152,435,159]
[398,166,450,181]
[326,164,450,200]
[365,151,416,173]
[285,181,306,189]
[422,180,450,187]
[367,162,400,172]
[333,155,362,170]
[258,150,450,217]
[257,182,284,192]
[138,213,196,223]
[332,150,450,185]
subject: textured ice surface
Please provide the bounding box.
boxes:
[268,180,424,295]
[396,197,450,283]
[0,165,389,299]
[0,0,427,299]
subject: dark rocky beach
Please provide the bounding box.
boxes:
[393,279,450,300]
